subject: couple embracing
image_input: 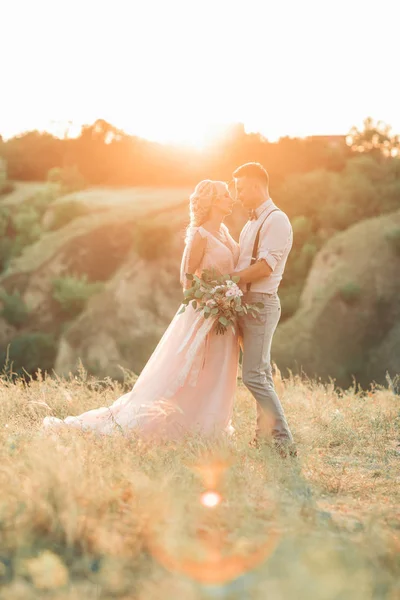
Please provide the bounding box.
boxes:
[43,162,296,457]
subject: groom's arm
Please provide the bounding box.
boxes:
[233,259,272,284]
[233,213,292,284]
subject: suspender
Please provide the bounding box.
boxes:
[246,208,281,292]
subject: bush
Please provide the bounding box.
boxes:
[339,282,362,305]
[385,228,400,256]
[0,238,14,271]
[318,201,359,231]
[0,204,43,269]
[0,289,30,327]
[0,180,15,196]
[292,216,313,247]
[48,199,87,231]
[0,161,15,195]
[301,242,318,264]
[0,206,10,235]
[52,274,104,319]
[9,206,43,260]
[280,284,303,319]
[47,165,86,195]
[286,243,318,283]
[13,205,42,239]
[0,332,57,377]
[29,185,58,214]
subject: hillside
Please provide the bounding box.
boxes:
[0,185,193,377]
[273,209,400,388]
[54,237,184,379]
[0,172,399,387]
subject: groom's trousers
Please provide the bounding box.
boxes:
[238,291,293,444]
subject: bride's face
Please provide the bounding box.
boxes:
[214,184,234,215]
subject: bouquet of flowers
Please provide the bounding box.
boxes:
[179,268,264,334]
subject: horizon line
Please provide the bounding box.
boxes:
[0,121,348,147]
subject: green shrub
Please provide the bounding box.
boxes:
[301,242,318,263]
[318,201,359,231]
[47,167,63,184]
[0,238,14,271]
[292,216,313,247]
[0,162,15,195]
[287,243,318,283]
[0,289,30,327]
[0,205,43,268]
[385,228,400,256]
[13,205,42,239]
[29,185,58,214]
[339,282,362,305]
[280,284,303,319]
[47,165,86,195]
[0,206,10,236]
[0,180,15,196]
[48,199,87,231]
[0,332,57,377]
[52,274,104,319]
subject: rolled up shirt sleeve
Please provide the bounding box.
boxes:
[257,213,293,272]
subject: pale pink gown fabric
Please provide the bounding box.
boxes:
[42,224,240,440]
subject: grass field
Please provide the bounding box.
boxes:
[0,369,399,599]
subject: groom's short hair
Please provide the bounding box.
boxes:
[233,162,269,187]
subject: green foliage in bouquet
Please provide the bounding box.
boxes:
[178,268,264,334]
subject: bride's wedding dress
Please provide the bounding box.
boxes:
[42,224,240,439]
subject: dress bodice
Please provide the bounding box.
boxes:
[180,224,240,287]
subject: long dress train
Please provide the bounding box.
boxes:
[42,224,240,440]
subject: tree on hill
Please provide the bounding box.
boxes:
[347,117,400,158]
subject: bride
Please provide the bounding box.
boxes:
[42,180,241,439]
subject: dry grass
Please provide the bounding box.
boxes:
[0,368,399,599]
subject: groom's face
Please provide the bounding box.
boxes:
[235,176,259,209]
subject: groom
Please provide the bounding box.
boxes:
[232,162,296,457]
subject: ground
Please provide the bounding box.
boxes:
[0,369,399,599]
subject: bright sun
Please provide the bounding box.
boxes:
[120,117,230,149]
[1,1,400,145]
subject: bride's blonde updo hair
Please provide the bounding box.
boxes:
[188,180,228,228]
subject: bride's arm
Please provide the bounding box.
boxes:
[180,231,207,289]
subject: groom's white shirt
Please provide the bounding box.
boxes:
[236,198,293,294]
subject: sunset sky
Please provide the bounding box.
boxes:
[1,0,399,146]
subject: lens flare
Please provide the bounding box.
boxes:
[200,491,222,508]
